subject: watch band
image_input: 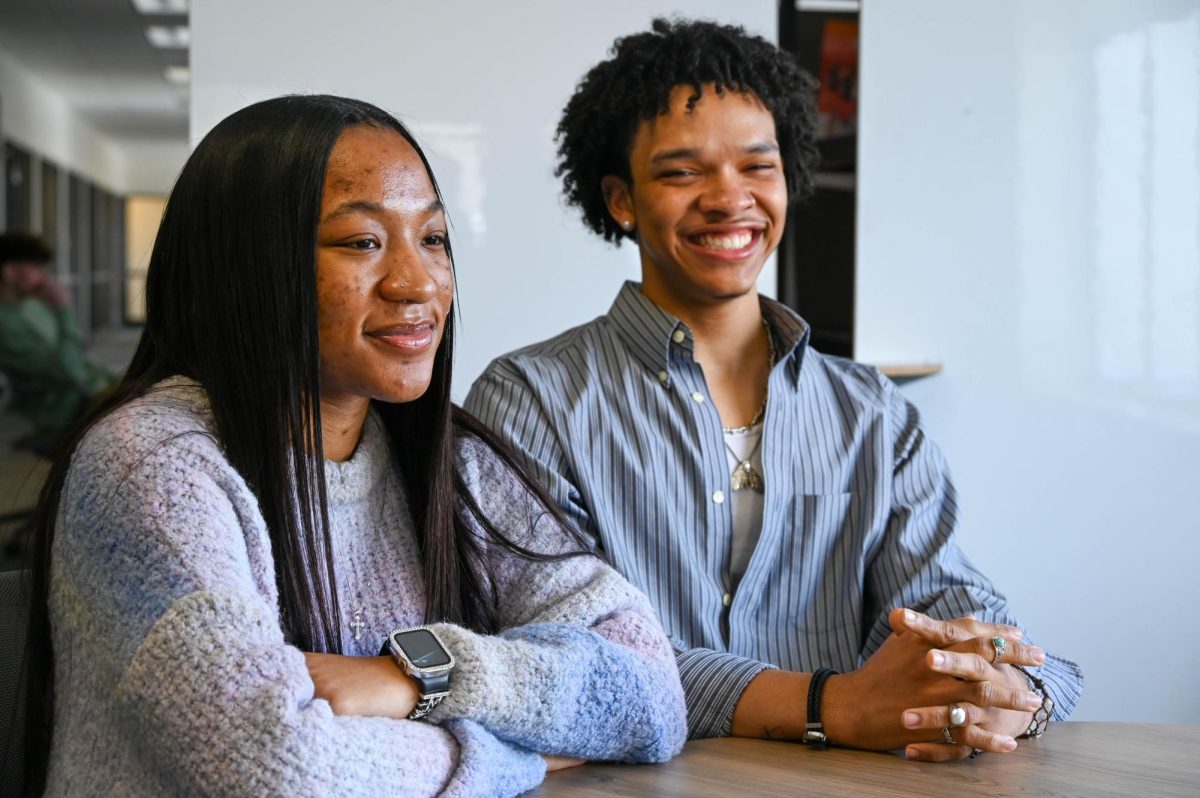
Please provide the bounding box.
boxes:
[407,691,449,720]
[1013,665,1054,738]
[402,670,451,720]
[803,667,839,748]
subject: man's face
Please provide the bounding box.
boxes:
[605,85,788,311]
[1,261,50,296]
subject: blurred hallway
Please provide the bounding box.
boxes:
[0,325,139,568]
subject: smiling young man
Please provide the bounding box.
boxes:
[465,18,1081,761]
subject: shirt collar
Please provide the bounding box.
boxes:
[761,295,811,386]
[607,281,684,379]
[607,280,811,387]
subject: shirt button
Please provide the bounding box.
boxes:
[712,490,725,504]
[691,391,705,404]
[672,329,686,344]
[657,370,669,384]
[722,592,732,607]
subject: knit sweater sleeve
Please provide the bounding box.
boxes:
[53,398,545,798]
[425,433,687,763]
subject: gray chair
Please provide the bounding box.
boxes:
[1,568,29,795]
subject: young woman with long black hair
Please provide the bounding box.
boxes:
[17,94,686,797]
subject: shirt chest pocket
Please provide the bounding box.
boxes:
[784,492,861,615]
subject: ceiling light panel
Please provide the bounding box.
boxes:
[145,25,191,49]
[163,65,191,85]
[130,0,190,14]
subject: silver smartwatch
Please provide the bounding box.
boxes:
[382,626,455,720]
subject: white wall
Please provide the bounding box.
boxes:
[190,0,777,397]
[119,139,189,196]
[0,47,126,194]
[191,0,1199,723]
[0,47,186,196]
[858,0,1200,722]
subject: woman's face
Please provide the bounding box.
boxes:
[315,125,453,410]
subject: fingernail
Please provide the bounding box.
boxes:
[904,609,916,623]
[931,652,945,667]
[1001,737,1017,751]
[1032,648,1046,664]
[903,712,920,727]
[1024,693,1043,710]
[905,746,919,759]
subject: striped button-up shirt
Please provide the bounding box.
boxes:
[465,281,1082,738]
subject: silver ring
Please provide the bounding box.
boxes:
[942,726,956,744]
[991,636,1007,663]
[948,704,967,728]
[969,748,983,759]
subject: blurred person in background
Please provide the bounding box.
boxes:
[0,232,114,453]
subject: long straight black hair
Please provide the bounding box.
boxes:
[17,94,584,795]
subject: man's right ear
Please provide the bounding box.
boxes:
[601,175,635,234]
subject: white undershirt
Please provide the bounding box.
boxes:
[723,421,766,587]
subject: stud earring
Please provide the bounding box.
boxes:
[622,219,634,231]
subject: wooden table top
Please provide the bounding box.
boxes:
[528,722,1200,797]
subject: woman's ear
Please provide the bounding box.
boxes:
[601,175,635,233]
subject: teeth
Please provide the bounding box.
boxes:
[694,231,753,250]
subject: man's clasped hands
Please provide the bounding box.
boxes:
[822,608,1046,761]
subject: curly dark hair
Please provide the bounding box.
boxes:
[555,16,819,244]
[0,231,53,268]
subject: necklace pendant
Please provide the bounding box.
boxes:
[350,608,365,641]
[731,460,764,493]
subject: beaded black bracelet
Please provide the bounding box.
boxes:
[803,667,839,748]
[1013,665,1054,738]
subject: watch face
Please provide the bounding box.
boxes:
[394,629,452,669]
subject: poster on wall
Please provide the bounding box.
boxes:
[816,19,859,140]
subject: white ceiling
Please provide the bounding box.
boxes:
[0,0,188,143]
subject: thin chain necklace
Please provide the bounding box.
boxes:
[722,319,775,493]
[722,398,767,435]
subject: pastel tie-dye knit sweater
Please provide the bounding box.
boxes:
[44,378,686,797]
